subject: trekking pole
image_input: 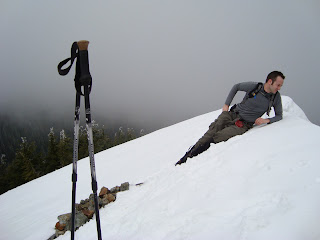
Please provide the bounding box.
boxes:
[58,40,102,240]
[78,40,102,240]
[71,91,80,240]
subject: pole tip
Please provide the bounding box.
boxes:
[77,40,89,50]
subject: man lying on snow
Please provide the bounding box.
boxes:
[175,71,285,166]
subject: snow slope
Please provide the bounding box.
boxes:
[0,96,319,240]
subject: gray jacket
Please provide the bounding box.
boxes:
[225,82,283,124]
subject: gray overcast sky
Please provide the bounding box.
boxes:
[1,0,319,129]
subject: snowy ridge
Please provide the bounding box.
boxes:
[0,96,319,240]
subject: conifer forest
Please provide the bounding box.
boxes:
[0,114,143,195]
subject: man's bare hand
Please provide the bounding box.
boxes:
[255,118,270,125]
[222,104,229,112]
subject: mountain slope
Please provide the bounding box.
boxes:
[0,96,319,240]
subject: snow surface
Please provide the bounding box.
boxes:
[0,96,320,240]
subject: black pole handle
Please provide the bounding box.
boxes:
[57,40,92,95]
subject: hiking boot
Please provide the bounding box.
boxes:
[175,145,195,166]
[175,153,189,165]
[175,142,211,166]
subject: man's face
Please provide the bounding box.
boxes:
[269,76,284,94]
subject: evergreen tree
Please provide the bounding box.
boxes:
[140,129,145,137]
[126,127,136,141]
[78,125,89,159]
[0,154,9,194]
[6,155,24,190]
[46,128,60,173]
[4,137,42,191]
[58,130,72,167]
[92,121,112,153]
[18,137,41,181]
[0,154,7,169]
[114,127,126,146]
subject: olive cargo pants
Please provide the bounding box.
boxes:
[194,111,253,150]
[176,111,254,165]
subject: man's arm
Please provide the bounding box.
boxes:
[223,82,258,111]
[222,104,229,111]
[255,93,282,125]
[255,118,270,125]
[268,93,283,123]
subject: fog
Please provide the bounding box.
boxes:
[1,0,319,131]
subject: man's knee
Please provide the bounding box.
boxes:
[198,128,216,146]
[213,125,248,143]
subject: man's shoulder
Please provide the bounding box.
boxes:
[235,81,261,92]
[238,81,259,84]
[238,81,260,87]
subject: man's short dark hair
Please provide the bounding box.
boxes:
[266,71,285,84]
